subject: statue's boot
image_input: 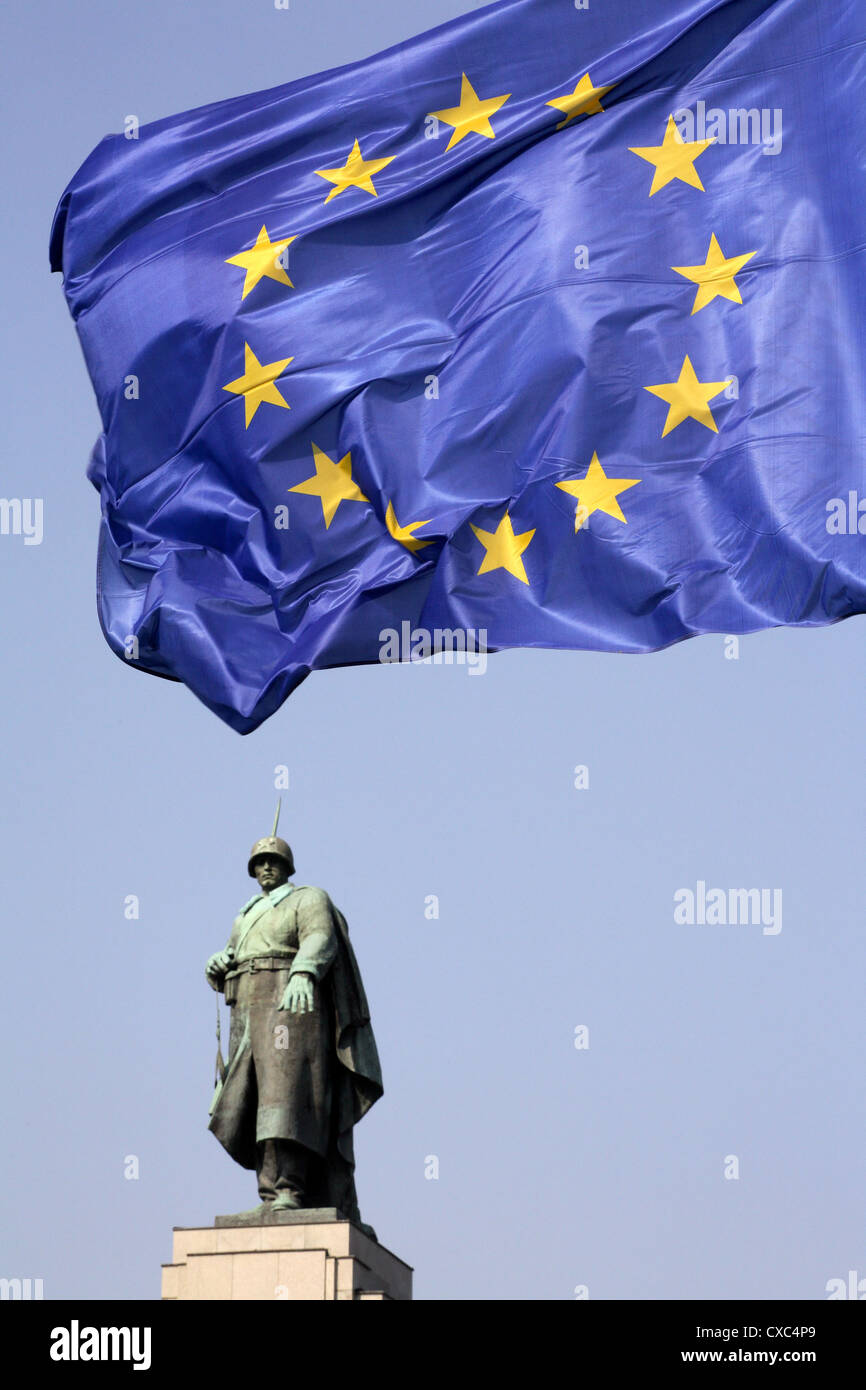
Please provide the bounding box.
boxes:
[224,1200,273,1221]
[257,1138,311,1211]
[270,1190,303,1211]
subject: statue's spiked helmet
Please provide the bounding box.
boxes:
[248,836,294,877]
[247,799,294,877]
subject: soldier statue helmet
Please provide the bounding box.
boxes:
[247,835,294,877]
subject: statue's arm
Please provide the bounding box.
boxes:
[205,917,239,991]
[279,889,338,1013]
[291,888,339,979]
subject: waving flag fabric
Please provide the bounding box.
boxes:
[50,0,866,732]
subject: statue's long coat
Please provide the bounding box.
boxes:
[209,885,382,1224]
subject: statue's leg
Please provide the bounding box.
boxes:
[256,1138,308,1202]
[256,1138,279,1203]
[268,1139,313,1209]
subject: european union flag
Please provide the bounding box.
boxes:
[50,0,866,732]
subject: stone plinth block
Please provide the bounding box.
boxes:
[161,1214,412,1301]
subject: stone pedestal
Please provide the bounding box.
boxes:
[161,1210,412,1301]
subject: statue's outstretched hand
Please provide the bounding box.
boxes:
[205,949,234,991]
[279,973,315,1014]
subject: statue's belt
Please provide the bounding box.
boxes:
[225,953,297,978]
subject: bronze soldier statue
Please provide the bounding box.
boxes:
[205,828,382,1231]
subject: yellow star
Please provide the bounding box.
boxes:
[315,139,396,203]
[629,115,715,195]
[289,444,369,529]
[385,501,433,553]
[430,73,511,152]
[555,452,640,530]
[225,225,297,299]
[471,511,535,585]
[546,73,615,129]
[222,343,292,428]
[644,355,731,436]
[672,233,757,314]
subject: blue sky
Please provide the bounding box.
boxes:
[1,0,863,1300]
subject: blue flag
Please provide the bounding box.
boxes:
[51,0,866,732]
